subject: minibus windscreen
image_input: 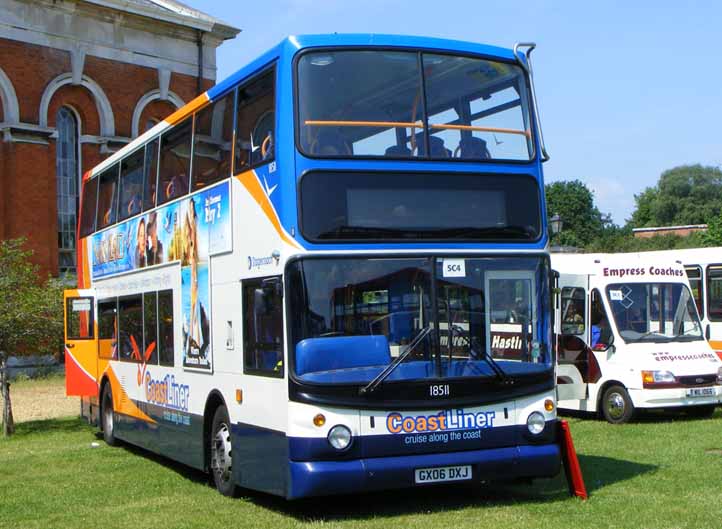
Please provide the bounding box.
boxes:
[605,283,703,343]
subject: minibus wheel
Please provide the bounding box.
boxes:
[210,405,237,497]
[101,384,118,446]
[684,404,716,418]
[601,385,635,424]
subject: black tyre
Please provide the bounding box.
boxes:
[209,405,237,497]
[100,384,118,446]
[685,404,716,418]
[601,385,635,424]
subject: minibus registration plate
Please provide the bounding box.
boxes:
[686,387,715,397]
[414,465,472,484]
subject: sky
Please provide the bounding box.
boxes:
[187,0,722,225]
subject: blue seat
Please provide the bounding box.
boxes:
[458,137,491,159]
[416,135,451,158]
[295,335,391,376]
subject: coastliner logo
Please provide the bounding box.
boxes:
[386,409,497,434]
[248,253,280,270]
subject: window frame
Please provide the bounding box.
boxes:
[117,147,146,222]
[242,275,285,378]
[293,46,538,164]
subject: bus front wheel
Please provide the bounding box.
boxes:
[601,385,635,424]
[101,384,118,446]
[210,405,237,497]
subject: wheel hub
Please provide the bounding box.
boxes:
[606,392,625,420]
[211,423,232,483]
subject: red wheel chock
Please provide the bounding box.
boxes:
[559,419,588,500]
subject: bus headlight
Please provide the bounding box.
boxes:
[327,425,352,450]
[526,412,545,435]
[642,370,675,386]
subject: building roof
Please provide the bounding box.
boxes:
[85,0,240,39]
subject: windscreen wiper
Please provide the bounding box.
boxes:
[470,336,510,383]
[359,326,433,395]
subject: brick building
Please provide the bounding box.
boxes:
[0,0,239,276]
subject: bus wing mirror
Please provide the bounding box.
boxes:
[706,324,711,340]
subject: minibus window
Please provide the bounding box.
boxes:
[66,297,94,340]
[561,287,585,336]
[706,265,722,322]
[685,266,703,315]
[590,289,612,350]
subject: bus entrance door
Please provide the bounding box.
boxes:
[556,274,588,401]
[64,289,99,397]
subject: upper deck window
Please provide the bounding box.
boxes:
[297,50,534,161]
[193,92,234,190]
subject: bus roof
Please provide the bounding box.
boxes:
[86,33,522,179]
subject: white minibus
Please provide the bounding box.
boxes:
[552,253,722,423]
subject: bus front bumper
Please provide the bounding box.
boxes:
[287,443,561,499]
[628,385,722,409]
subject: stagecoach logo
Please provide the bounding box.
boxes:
[248,253,280,270]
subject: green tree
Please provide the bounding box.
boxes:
[545,180,605,248]
[0,239,64,436]
[629,164,722,227]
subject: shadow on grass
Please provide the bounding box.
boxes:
[237,453,657,521]
[561,407,720,424]
[11,416,89,437]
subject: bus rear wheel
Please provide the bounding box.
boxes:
[101,384,118,446]
[601,385,635,424]
[210,405,237,497]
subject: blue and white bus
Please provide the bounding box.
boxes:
[63,34,559,499]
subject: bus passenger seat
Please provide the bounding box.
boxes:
[385,145,412,157]
[458,137,491,159]
[295,335,391,375]
[313,130,352,156]
[417,135,451,158]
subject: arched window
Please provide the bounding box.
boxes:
[56,107,80,276]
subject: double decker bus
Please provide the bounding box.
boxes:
[63,34,559,499]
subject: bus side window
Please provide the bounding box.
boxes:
[685,266,703,315]
[144,292,159,365]
[158,289,175,366]
[66,297,94,340]
[561,287,585,336]
[98,299,118,360]
[95,164,119,229]
[143,139,159,211]
[235,68,275,173]
[243,277,283,376]
[118,148,145,221]
[158,117,193,206]
[118,295,143,362]
[79,177,98,238]
[192,92,234,191]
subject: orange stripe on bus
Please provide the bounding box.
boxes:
[234,169,301,249]
[164,93,210,126]
[106,366,156,424]
[429,123,531,137]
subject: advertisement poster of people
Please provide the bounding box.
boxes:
[90,181,231,370]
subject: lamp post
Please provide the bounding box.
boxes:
[550,213,563,245]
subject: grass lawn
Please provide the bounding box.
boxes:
[1,383,722,528]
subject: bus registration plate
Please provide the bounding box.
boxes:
[686,387,715,397]
[414,465,472,484]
